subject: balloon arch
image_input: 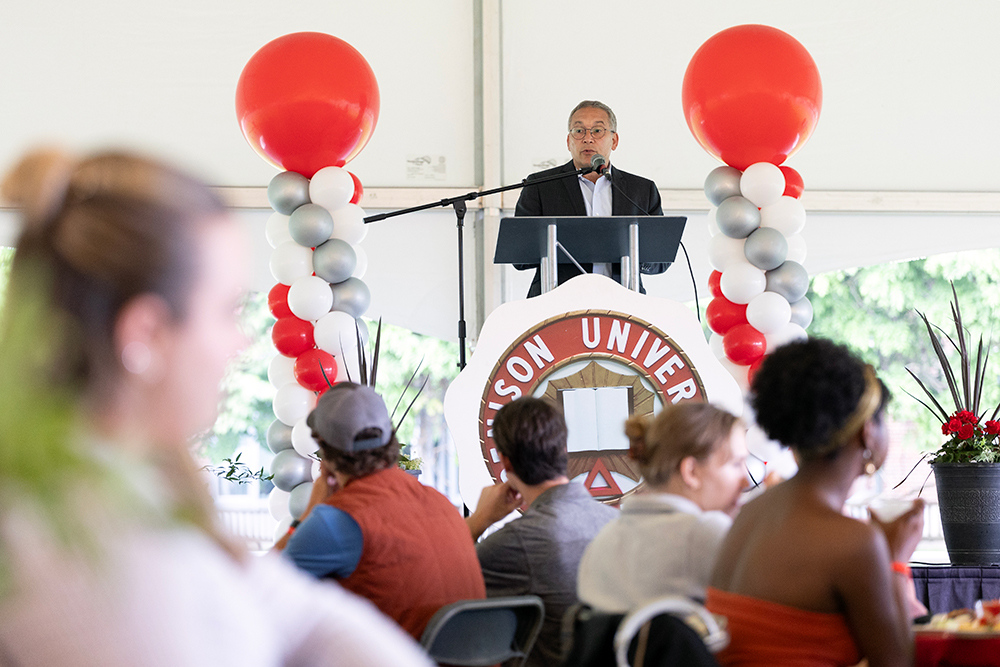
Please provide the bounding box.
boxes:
[682,24,822,392]
[235,32,381,534]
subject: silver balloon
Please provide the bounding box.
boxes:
[331,277,371,318]
[715,196,761,239]
[789,296,814,328]
[765,261,810,303]
[266,419,294,454]
[267,171,311,215]
[288,481,313,520]
[744,227,789,271]
[704,166,743,206]
[313,238,358,284]
[269,449,313,492]
[288,203,335,248]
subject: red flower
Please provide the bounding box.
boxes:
[956,410,978,424]
[958,423,976,440]
[986,420,1000,436]
[942,422,953,435]
[948,418,962,434]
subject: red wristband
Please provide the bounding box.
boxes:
[891,561,912,578]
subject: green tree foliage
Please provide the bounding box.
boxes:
[808,249,1000,452]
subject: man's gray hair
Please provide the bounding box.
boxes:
[568,100,617,132]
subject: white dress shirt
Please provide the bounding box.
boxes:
[578,168,614,277]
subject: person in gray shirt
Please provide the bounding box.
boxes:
[466,397,618,667]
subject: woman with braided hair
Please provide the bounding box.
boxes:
[707,338,925,667]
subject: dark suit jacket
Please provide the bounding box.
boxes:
[513,160,667,297]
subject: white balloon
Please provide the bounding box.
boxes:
[314,310,363,356]
[265,212,293,249]
[709,332,726,359]
[352,245,368,279]
[719,357,751,394]
[267,487,292,521]
[288,481,313,520]
[765,322,809,353]
[740,162,785,208]
[706,207,720,237]
[274,516,294,543]
[273,382,317,426]
[311,458,323,481]
[330,204,368,245]
[746,292,793,334]
[268,354,296,388]
[708,235,746,272]
[785,233,808,264]
[310,166,355,211]
[269,241,314,286]
[760,196,806,236]
[287,275,334,322]
[291,417,320,457]
[720,262,766,305]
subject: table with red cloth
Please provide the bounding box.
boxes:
[915,631,1000,667]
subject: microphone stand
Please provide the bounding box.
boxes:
[364,164,601,369]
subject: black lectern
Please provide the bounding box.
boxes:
[494,216,687,293]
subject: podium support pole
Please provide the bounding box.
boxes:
[543,223,558,294]
[628,222,640,292]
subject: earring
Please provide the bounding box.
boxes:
[862,448,877,476]
[121,341,152,375]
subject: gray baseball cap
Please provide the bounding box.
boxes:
[306,383,394,453]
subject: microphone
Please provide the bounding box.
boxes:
[590,153,608,175]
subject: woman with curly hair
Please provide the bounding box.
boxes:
[707,338,924,667]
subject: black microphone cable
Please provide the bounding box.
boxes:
[606,169,702,323]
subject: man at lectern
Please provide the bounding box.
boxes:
[514,100,668,297]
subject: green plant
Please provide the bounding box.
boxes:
[906,283,1000,463]
[202,453,273,485]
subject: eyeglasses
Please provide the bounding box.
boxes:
[569,127,614,140]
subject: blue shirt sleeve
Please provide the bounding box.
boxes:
[283,505,364,579]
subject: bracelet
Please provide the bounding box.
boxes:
[891,561,912,578]
[287,519,301,534]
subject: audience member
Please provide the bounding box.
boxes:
[707,338,925,667]
[279,382,485,640]
[466,397,618,667]
[578,402,747,611]
[0,149,432,666]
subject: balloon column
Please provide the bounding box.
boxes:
[682,24,821,392]
[236,32,380,537]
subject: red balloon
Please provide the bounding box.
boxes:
[682,25,822,170]
[267,283,292,319]
[780,166,804,199]
[348,171,364,205]
[748,357,765,387]
[708,270,723,298]
[271,316,315,358]
[724,324,767,366]
[706,296,748,336]
[294,349,339,392]
[235,32,380,178]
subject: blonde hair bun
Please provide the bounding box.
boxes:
[2,148,76,228]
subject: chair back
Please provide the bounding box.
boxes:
[420,595,545,667]
[561,596,726,667]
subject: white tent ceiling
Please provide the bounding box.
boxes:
[3,0,999,342]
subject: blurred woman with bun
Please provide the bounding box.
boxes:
[0,149,432,666]
[577,402,748,612]
[707,338,924,667]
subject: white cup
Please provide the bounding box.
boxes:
[869,496,916,523]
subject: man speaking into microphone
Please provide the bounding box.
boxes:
[514,99,667,298]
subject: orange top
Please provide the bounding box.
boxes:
[705,587,862,667]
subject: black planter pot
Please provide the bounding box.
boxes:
[932,462,1000,565]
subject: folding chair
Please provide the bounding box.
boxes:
[420,595,545,667]
[561,596,727,667]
